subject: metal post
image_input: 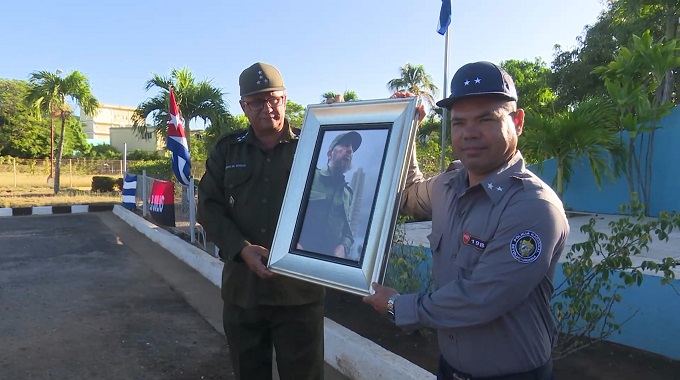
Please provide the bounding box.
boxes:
[440,29,450,173]
[13,157,17,187]
[142,169,148,217]
[189,177,196,243]
[69,159,72,188]
[122,143,127,175]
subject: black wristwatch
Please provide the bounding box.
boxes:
[387,293,400,322]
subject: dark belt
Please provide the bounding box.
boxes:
[437,356,554,380]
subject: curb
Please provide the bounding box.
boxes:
[112,205,435,380]
[0,204,114,217]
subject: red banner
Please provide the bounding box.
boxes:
[149,179,175,227]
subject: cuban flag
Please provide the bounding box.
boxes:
[437,0,452,35]
[167,87,191,186]
[121,173,137,210]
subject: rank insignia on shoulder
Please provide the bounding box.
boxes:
[462,232,487,251]
[510,230,542,263]
[236,131,248,142]
[229,196,235,207]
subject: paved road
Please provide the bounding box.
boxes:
[0,212,234,380]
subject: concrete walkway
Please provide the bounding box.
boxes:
[0,213,233,379]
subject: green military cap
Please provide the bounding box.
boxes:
[239,62,286,96]
[329,131,362,152]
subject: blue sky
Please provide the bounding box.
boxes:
[1,0,605,122]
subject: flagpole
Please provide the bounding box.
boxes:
[440,28,450,172]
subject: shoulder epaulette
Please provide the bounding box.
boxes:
[216,129,249,145]
[513,172,544,191]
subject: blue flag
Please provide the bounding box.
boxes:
[122,173,137,210]
[437,0,452,35]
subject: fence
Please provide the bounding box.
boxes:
[131,170,217,257]
[0,157,129,176]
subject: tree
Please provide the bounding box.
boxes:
[594,30,680,214]
[26,70,99,193]
[549,0,678,109]
[320,90,359,103]
[60,116,91,158]
[200,113,249,153]
[85,144,121,159]
[0,79,48,157]
[500,59,557,114]
[285,100,306,128]
[132,68,229,149]
[520,98,626,200]
[386,63,438,109]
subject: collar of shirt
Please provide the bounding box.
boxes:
[318,167,347,184]
[241,119,297,146]
[446,152,526,204]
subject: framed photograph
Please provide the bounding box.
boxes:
[268,97,421,296]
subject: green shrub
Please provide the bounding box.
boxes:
[91,176,118,192]
[127,159,172,180]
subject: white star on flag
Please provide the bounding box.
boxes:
[475,78,482,84]
[169,113,183,130]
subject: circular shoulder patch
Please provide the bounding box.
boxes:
[510,230,542,263]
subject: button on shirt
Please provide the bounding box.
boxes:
[397,152,569,377]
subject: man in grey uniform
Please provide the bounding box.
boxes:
[364,61,569,379]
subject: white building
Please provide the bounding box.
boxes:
[81,103,163,154]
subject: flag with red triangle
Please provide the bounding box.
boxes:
[167,87,191,186]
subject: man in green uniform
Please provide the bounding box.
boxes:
[197,62,325,380]
[297,131,361,258]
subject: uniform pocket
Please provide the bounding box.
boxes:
[223,167,252,207]
[455,248,481,272]
[427,231,443,254]
[223,166,252,191]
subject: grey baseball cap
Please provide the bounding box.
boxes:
[239,62,286,96]
[436,61,518,109]
[329,131,362,152]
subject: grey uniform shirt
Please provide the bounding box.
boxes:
[397,152,569,377]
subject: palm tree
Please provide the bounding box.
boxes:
[520,98,627,199]
[132,68,228,148]
[321,90,359,103]
[27,70,99,194]
[386,63,438,108]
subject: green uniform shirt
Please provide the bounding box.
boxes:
[297,167,354,256]
[197,122,325,308]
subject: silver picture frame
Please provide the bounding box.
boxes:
[268,97,421,296]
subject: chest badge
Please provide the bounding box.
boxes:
[462,232,487,251]
[229,196,235,207]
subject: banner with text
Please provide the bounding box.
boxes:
[149,179,175,227]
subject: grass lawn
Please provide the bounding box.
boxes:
[0,187,120,208]
[0,173,121,208]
